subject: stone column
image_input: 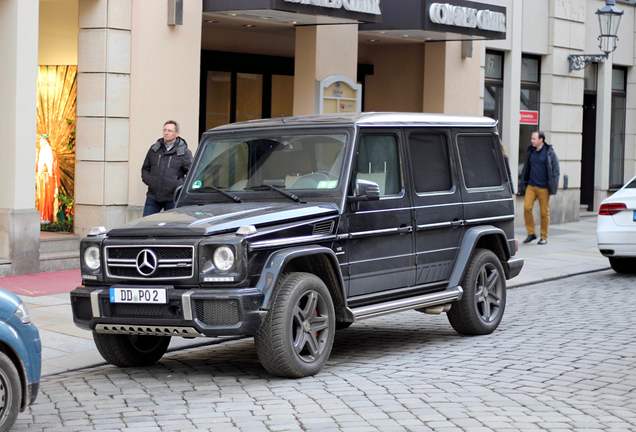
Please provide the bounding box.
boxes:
[0,0,41,274]
[539,0,586,223]
[75,0,131,236]
[624,61,636,184]
[293,24,359,115]
[594,58,613,205]
[423,41,483,116]
[128,0,202,217]
[501,1,522,188]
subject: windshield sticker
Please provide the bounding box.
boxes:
[317,180,338,189]
[192,180,203,190]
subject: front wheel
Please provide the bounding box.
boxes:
[93,333,171,367]
[255,272,336,378]
[0,352,21,432]
[609,257,636,274]
[448,249,507,336]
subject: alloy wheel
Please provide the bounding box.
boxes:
[474,263,503,323]
[291,290,330,363]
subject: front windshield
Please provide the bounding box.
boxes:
[188,131,348,193]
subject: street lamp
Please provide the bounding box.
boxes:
[568,0,624,72]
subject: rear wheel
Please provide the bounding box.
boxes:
[0,351,21,432]
[609,257,636,274]
[448,249,507,336]
[255,272,335,378]
[93,333,171,367]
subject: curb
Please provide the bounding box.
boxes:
[42,336,247,378]
[508,267,610,289]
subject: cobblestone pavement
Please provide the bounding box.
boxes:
[15,271,636,432]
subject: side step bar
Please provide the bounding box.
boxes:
[351,286,463,321]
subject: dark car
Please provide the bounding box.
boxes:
[71,113,523,378]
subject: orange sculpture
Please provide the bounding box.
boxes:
[35,135,61,223]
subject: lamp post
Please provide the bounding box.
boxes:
[568,0,624,72]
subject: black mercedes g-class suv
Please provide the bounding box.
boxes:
[71,113,523,378]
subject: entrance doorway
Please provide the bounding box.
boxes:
[581,92,597,212]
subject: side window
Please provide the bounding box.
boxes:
[409,132,453,193]
[356,134,402,196]
[457,134,503,189]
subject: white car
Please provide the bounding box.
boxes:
[597,176,636,274]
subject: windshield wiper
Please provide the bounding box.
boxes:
[245,184,304,203]
[191,185,242,203]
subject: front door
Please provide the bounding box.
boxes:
[405,129,464,287]
[581,93,597,211]
[345,130,415,298]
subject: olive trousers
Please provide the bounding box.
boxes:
[524,185,550,240]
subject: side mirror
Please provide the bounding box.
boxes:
[349,179,381,202]
[174,184,184,204]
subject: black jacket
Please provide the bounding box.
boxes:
[519,143,560,196]
[141,137,193,202]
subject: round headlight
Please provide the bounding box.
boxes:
[84,246,101,271]
[213,246,235,272]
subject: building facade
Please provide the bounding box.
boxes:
[0,0,634,275]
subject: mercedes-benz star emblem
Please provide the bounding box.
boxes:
[136,249,158,277]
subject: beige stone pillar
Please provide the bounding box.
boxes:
[423,41,483,116]
[539,0,586,223]
[128,0,202,217]
[594,58,613,203]
[75,0,132,236]
[0,0,41,274]
[293,24,359,115]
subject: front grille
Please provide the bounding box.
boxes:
[72,297,92,321]
[195,300,240,326]
[105,245,194,280]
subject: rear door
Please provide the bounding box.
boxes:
[345,129,415,298]
[406,128,464,286]
[454,129,515,231]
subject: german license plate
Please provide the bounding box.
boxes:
[109,287,167,304]
[633,211,636,222]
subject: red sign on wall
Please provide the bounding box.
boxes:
[520,110,539,125]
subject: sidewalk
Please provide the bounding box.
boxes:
[0,217,608,376]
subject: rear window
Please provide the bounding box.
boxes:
[409,133,453,193]
[625,178,636,189]
[457,134,503,189]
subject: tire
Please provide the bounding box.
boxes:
[0,352,22,432]
[255,272,336,378]
[448,248,507,336]
[609,257,636,274]
[92,333,171,367]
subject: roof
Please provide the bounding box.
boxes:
[209,112,498,132]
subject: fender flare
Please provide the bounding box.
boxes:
[448,225,511,288]
[0,322,31,410]
[255,245,347,311]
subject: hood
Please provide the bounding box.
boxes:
[107,202,339,238]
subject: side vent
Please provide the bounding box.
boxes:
[313,221,335,236]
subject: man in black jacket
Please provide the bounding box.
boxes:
[518,131,560,245]
[141,120,193,216]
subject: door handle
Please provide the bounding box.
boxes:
[397,225,413,234]
[450,219,464,228]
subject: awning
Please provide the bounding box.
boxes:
[361,0,507,42]
[203,0,383,25]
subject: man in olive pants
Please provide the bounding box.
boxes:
[519,131,560,245]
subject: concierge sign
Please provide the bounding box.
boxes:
[423,0,507,39]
